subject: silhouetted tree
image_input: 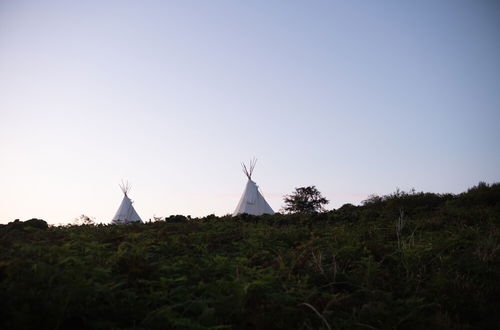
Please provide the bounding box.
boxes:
[282,186,329,213]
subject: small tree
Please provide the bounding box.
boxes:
[73,214,95,226]
[282,186,329,213]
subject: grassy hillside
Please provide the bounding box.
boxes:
[1,183,499,329]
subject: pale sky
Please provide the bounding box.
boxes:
[1,1,499,224]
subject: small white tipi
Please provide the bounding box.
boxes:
[233,159,274,216]
[111,181,143,224]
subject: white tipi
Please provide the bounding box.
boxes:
[111,181,143,224]
[233,159,274,216]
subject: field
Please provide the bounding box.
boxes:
[0,183,499,329]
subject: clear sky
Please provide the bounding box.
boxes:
[1,0,499,224]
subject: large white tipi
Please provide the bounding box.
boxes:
[111,181,143,224]
[233,159,274,216]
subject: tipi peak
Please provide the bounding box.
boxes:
[119,179,131,196]
[241,158,257,180]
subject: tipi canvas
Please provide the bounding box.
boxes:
[112,181,143,224]
[233,159,274,216]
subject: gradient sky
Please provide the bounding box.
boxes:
[1,0,499,224]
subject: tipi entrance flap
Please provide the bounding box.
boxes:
[245,180,258,205]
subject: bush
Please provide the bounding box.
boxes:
[0,183,499,329]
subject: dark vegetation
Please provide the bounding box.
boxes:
[0,183,499,329]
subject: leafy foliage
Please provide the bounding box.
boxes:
[0,182,499,329]
[283,186,329,213]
